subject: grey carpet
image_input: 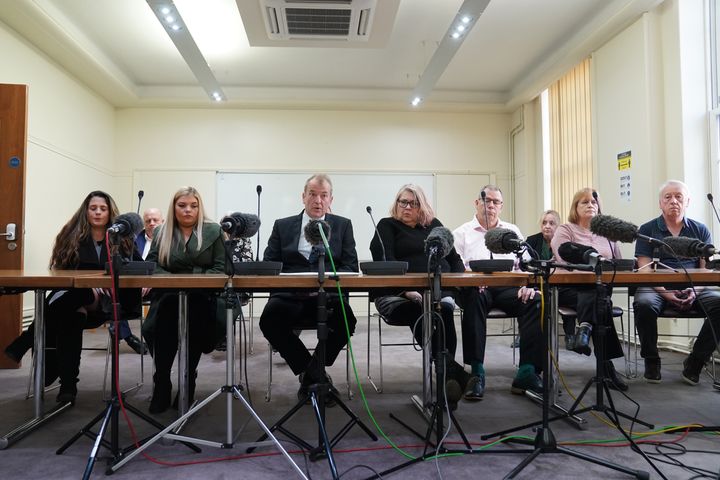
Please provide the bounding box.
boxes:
[1,316,719,479]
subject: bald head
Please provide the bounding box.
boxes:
[143,208,164,239]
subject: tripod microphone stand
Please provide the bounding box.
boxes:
[57,248,183,479]
[248,245,377,479]
[110,242,305,476]
[485,259,650,479]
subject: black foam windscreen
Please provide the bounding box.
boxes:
[221,213,261,238]
[304,219,331,246]
[108,212,144,237]
[662,236,717,258]
[558,241,599,264]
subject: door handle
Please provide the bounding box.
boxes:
[0,223,16,241]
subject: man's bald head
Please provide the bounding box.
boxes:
[143,208,164,239]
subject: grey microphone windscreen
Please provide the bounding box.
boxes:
[662,236,716,258]
[221,213,260,238]
[589,215,638,243]
[484,228,519,254]
[424,226,454,259]
[108,212,144,237]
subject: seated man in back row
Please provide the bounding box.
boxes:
[453,185,543,401]
[259,173,358,402]
[634,180,720,387]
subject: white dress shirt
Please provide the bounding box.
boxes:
[452,215,526,270]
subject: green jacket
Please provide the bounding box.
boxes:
[142,222,228,352]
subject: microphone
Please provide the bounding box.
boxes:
[484,228,524,254]
[558,242,604,264]
[662,236,718,258]
[220,213,261,238]
[589,214,663,245]
[592,190,601,214]
[136,190,144,215]
[255,185,263,261]
[304,219,331,247]
[107,212,144,236]
[480,190,493,259]
[707,193,720,227]
[366,206,387,261]
[424,226,454,259]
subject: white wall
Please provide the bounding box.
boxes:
[115,108,512,230]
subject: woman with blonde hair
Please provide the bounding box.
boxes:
[143,186,226,413]
[370,184,469,409]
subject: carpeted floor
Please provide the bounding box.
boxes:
[1,314,719,479]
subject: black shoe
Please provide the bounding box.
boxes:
[604,361,628,392]
[298,372,337,407]
[4,329,33,363]
[124,335,148,355]
[565,334,576,352]
[643,358,661,383]
[4,345,23,363]
[713,380,720,391]
[149,382,172,414]
[56,382,77,404]
[682,355,704,386]
[214,337,227,352]
[571,324,592,356]
[511,373,543,395]
[463,374,485,401]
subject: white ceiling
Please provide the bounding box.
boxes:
[0,0,663,111]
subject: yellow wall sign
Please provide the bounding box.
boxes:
[617,151,632,170]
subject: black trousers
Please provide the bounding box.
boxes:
[558,286,624,360]
[259,294,357,376]
[459,287,543,371]
[151,292,216,386]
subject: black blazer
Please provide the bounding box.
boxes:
[263,211,358,273]
[525,232,553,260]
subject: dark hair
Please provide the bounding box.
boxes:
[50,191,131,268]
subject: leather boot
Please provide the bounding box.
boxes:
[149,373,172,414]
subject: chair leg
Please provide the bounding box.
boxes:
[265,343,273,402]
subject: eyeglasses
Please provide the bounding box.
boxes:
[482,199,503,206]
[397,199,420,209]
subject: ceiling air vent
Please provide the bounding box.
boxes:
[261,0,376,41]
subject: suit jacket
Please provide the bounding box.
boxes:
[134,230,147,257]
[263,211,358,274]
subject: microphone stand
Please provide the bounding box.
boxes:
[482,259,651,479]
[248,245,376,475]
[110,240,304,476]
[57,239,181,478]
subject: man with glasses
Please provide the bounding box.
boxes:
[259,173,359,403]
[634,180,720,387]
[452,185,543,400]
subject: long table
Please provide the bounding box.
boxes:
[3,268,717,447]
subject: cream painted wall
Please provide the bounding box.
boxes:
[115,108,513,226]
[0,21,116,276]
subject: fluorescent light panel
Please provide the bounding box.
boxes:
[146,0,226,102]
[410,0,491,106]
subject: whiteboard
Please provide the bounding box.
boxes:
[216,172,435,262]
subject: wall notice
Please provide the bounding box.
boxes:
[617,150,632,202]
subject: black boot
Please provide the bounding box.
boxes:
[149,374,172,414]
[4,327,34,363]
[56,311,85,404]
[57,378,78,404]
[604,361,628,392]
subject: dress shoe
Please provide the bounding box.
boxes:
[56,382,77,404]
[124,335,148,355]
[643,358,661,383]
[511,373,543,395]
[298,372,337,407]
[604,361,628,392]
[463,374,485,401]
[682,354,704,386]
[571,323,592,356]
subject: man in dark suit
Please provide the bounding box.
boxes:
[259,173,358,400]
[135,207,164,260]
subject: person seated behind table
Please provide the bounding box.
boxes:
[4,190,141,404]
[142,186,226,414]
[453,185,544,400]
[370,184,470,409]
[633,180,720,386]
[516,209,560,348]
[550,187,627,391]
[259,173,358,404]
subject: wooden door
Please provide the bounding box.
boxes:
[0,84,28,369]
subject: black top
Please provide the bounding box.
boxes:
[525,232,553,260]
[370,217,464,298]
